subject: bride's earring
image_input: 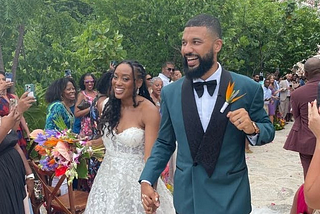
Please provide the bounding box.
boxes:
[136,88,140,94]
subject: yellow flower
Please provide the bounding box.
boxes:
[226,82,246,103]
[220,81,246,113]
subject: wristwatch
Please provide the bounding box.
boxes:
[250,121,260,135]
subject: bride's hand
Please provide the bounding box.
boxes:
[141,182,160,214]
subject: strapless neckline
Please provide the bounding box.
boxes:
[114,127,144,136]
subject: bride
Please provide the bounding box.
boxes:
[84,60,175,214]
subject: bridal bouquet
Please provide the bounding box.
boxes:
[30,128,104,185]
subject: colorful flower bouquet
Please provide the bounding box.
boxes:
[30,129,104,185]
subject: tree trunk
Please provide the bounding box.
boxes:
[0,44,5,73]
[11,24,25,93]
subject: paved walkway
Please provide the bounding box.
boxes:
[248,121,303,213]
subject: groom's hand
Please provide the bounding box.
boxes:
[141,182,160,214]
[227,108,255,134]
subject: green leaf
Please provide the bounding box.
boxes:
[77,158,88,179]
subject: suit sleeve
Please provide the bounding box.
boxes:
[290,93,300,119]
[139,88,177,185]
[250,84,275,145]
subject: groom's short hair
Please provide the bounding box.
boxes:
[185,14,222,39]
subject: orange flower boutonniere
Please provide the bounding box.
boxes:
[220,81,246,113]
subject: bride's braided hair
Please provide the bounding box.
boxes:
[98,60,154,137]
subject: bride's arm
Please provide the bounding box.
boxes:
[87,137,103,147]
[142,103,160,162]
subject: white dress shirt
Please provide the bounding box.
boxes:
[193,63,222,132]
[158,73,171,87]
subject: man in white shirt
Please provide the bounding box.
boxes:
[263,79,272,114]
[158,61,175,87]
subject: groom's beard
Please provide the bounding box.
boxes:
[183,49,214,80]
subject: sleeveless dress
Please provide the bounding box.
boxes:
[79,91,96,137]
[0,131,26,214]
[85,127,175,214]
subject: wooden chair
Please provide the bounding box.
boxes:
[30,161,89,214]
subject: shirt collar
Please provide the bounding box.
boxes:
[193,62,222,86]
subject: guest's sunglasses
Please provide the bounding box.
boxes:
[84,80,95,84]
[146,77,152,80]
[166,68,175,72]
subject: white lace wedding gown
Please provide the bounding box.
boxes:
[85,127,175,214]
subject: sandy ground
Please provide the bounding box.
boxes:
[248,121,303,213]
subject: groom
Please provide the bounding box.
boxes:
[140,14,275,214]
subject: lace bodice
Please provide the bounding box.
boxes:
[85,127,175,214]
[102,127,145,157]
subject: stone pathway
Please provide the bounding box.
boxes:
[248,121,303,213]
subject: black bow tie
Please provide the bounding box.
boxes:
[193,80,217,98]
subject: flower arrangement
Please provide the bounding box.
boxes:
[30,128,104,185]
[220,81,246,113]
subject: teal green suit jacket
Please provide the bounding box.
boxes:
[140,69,275,214]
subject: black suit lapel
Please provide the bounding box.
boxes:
[195,69,233,177]
[182,77,204,161]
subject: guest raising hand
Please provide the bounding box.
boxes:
[305,99,320,210]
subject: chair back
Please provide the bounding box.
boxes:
[30,161,88,214]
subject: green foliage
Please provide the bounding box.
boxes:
[1,0,320,129]
[71,20,127,73]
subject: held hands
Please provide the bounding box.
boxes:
[141,182,160,214]
[308,100,320,139]
[227,108,255,134]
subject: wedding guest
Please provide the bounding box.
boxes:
[84,60,174,213]
[74,73,97,138]
[150,77,163,109]
[0,90,36,214]
[172,69,182,82]
[44,77,77,194]
[86,71,112,190]
[159,61,174,87]
[140,14,274,214]
[146,73,153,94]
[0,71,32,157]
[267,74,280,124]
[45,78,77,131]
[284,57,320,178]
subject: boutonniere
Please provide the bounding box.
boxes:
[220,81,246,113]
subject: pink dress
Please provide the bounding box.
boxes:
[79,91,95,137]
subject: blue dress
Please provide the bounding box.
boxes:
[45,101,74,130]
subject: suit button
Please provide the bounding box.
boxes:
[193,162,198,166]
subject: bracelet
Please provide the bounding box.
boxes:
[26,173,35,180]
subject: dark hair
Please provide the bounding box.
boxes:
[79,73,96,90]
[0,71,12,93]
[162,61,175,69]
[96,71,113,95]
[185,14,222,39]
[45,78,77,103]
[98,60,154,136]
